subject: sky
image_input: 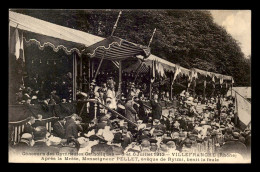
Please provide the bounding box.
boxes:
[210,10,251,58]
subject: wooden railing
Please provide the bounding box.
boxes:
[8,115,72,145]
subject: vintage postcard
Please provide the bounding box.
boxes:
[8,9,251,163]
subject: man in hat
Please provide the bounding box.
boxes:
[28,126,60,153]
[53,116,66,139]
[110,132,124,155]
[91,134,113,155]
[152,119,166,134]
[13,133,35,154]
[140,139,151,152]
[121,126,133,149]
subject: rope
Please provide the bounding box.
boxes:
[86,99,138,127]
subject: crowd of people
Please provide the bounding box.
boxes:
[9,77,251,160]
[14,72,73,105]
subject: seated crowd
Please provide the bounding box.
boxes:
[9,78,251,160]
[14,72,73,105]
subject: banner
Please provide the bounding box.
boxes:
[235,92,251,129]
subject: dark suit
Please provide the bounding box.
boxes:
[32,120,46,128]
[65,120,79,139]
[137,100,146,122]
[23,123,34,134]
[53,121,65,138]
[125,101,137,123]
[150,100,162,120]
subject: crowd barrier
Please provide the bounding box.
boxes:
[8,103,76,145]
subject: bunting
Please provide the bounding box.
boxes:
[156,60,165,77]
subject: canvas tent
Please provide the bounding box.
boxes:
[9,10,104,57]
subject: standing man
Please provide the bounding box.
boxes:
[125,96,138,131]
[150,94,162,121]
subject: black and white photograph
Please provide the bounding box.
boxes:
[8,9,251,163]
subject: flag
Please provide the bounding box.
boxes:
[157,61,165,77]
[11,28,20,60]
[173,65,181,81]
[235,92,251,130]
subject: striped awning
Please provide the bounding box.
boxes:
[85,36,151,61]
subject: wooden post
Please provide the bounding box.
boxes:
[170,74,173,101]
[231,82,233,97]
[80,55,83,91]
[234,92,238,126]
[203,80,206,101]
[88,58,91,91]
[193,80,196,97]
[93,51,106,82]
[94,102,97,120]
[118,60,122,99]
[18,125,21,142]
[14,126,17,144]
[149,66,152,99]
[72,53,77,101]
[91,60,94,78]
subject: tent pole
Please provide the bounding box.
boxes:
[231,82,233,97]
[79,55,82,91]
[170,74,173,101]
[72,53,75,101]
[88,58,91,91]
[93,51,106,82]
[72,53,77,101]
[149,66,152,99]
[235,92,238,126]
[203,80,206,102]
[118,60,122,99]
